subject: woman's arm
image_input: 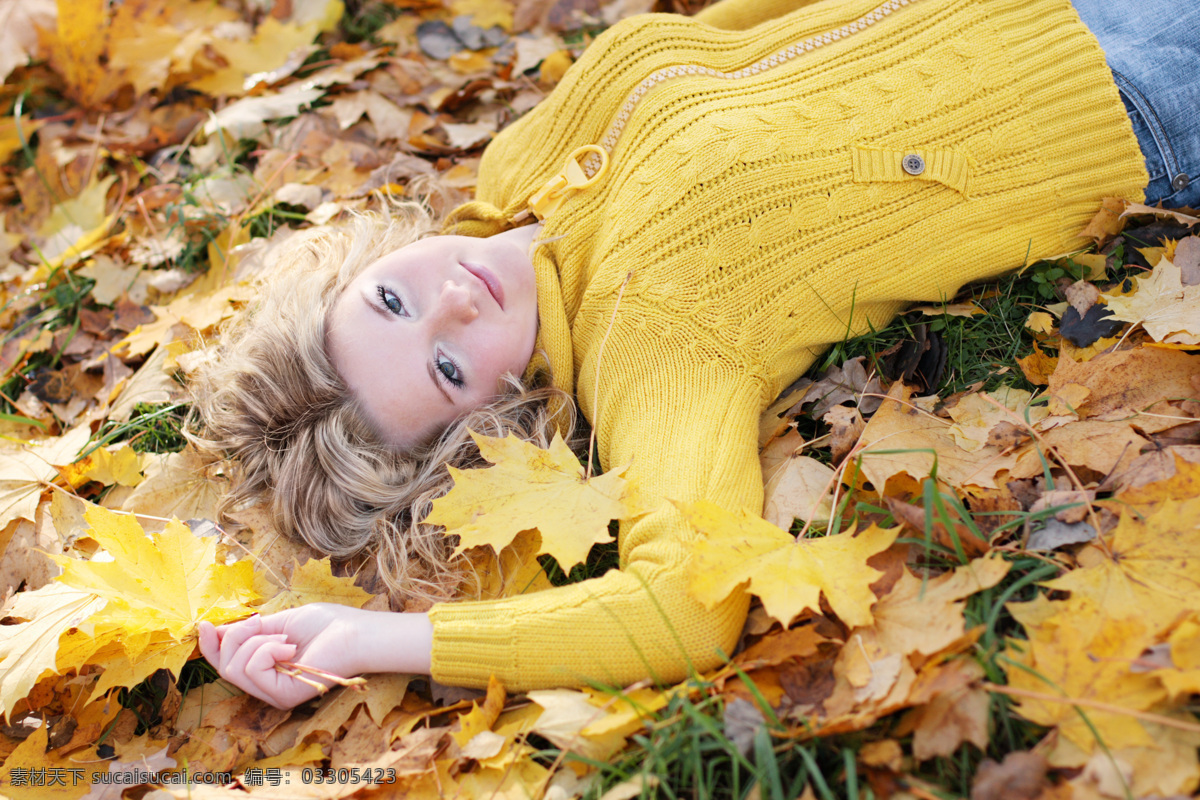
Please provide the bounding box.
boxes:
[199,606,432,708]
[428,353,764,690]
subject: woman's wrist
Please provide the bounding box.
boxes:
[355,610,433,676]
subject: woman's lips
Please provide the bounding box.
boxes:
[460,262,505,309]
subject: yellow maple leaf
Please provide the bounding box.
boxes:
[0,725,109,799]
[426,432,645,572]
[104,0,183,95]
[0,583,105,717]
[1044,498,1200,633]
[43,0,126,108]
[461,529,554,601]
[60,443,145,488]
[1024,310,1057,334]
[191,5,342,97]
[114,444,224,523]
[452,675,506,748]
[1101,257,1200,345]
[84,627,199,695]
[681,499,899,628]
[52,505,258,662]
[1006,599,1166,752]
[256,557,373,614]
[1118,452,1200,504]
[116,281,251,358]
[1078,725,1200,799]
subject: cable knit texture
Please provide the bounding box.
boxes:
[429,0,1147,690]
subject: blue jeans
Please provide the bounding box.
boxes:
[1071,0,1200,208]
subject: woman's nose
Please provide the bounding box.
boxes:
[437,280,479,323]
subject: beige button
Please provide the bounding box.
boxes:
[902,154,925,175]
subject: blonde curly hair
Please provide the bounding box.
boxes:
[188,202,574,604]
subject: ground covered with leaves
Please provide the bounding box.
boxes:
[1,0,1199,798]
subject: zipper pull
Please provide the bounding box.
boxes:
[528,145,609,221]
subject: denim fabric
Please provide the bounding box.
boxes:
[1071,0,1200,208]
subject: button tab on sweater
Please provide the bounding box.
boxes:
[528,145,610,220]
[902,154,925,175]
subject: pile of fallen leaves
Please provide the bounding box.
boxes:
[1,0,1199,798]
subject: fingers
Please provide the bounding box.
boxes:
[197,613,329,709]
[218,633,306,708]
[197,621,219,664]
[226,633,292,678]
[243,638,309,708]
[214,615,265,674]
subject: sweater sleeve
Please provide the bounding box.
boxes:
[693,0,824,31]
[427,354,763,691]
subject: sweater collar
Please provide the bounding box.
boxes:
[525,241,574,430]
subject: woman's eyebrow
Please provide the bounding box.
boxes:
[426,362,454,404]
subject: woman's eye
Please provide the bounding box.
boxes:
[377,286,405,316]
[436,355,464,389]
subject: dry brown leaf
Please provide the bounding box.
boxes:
[762,454,836,529]
[945,387,1048,453]
[1017,343,1058,386]
[1120,202,1200,225]
[864,557,1008,659]
[1080,197,1129,245]
[1114,448,1200,503]
[1044,346,1198,422]
[969,752,1048,800]
[805,356,883,418]
[823,404,865,464]
[110,445,224,527]
[1175,235,1200,285]
[904,661,989,761]
[0,0,56,83]
[857,383,1016,492]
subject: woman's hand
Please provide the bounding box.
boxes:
[197,605,433,709]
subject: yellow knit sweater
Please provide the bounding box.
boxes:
[427,0,1146,690]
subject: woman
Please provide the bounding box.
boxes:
[195,0,1197,708]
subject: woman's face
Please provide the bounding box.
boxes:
[328,226,540,448]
